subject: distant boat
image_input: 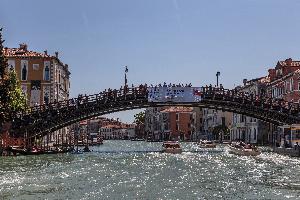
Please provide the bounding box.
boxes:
[162,141,182,154]
[131,138,145,141]
[228,142,261,156]
[198,140,217,148]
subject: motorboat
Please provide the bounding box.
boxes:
[228,142,261,156]
[162,141,182,154]
[198,140,216,148]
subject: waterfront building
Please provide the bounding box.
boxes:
[145,107,201,141]
[266,58,300,144]
[230,77,271,144]
[202,108,232,141]
[100,123,135,140]
[144,107,167,141]
[267,58,300,103]
[3,43,71,146]
[4,44,70,105]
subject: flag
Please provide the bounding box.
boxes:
[193,89,202,96]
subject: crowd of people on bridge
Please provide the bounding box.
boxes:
[18,83,300,123]
[25,83,300,116]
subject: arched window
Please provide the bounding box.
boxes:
[21,64,27,81]
[44,66,50,81]
[58,70,61,84]
[249,129,252,141]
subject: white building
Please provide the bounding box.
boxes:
[230,77,271,144]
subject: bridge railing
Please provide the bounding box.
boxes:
[15,85,300,120]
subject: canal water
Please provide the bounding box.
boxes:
[1,141,300,200]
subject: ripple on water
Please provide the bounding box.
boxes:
[1,141,300,199]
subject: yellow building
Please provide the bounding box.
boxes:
[3,43,70,106]
[3,43,71,144]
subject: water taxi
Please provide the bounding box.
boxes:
[162,141,182,154]
[198,140,216,148]
[228,142,261,156]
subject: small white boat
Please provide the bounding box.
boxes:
[162,141,182,154]
[198,140,216,148]
[228,143,261,156]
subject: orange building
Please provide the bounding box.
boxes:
[161,107,195,141]
[2,44,71,148]
[3,43,70,106]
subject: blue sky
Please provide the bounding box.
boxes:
[1,0,300,122]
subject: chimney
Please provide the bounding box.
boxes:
[44,50,48,55]
[268,69,276,82]
[55,51,59,58]
[243,79,247,86]
[285,58,292,66]
[19,43,28,51]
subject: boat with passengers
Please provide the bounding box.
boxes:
[162,141,182,154]
[228,142,261,156]
[198,140,216,148]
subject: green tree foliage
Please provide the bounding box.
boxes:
[5,69,27,116]
[0,28,27,127]
[134,111,145,125]
[0,28,6,79]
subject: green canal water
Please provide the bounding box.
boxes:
[1,141,300,200]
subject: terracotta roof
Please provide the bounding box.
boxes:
[278,60,300,67]
[161,107,193,113]
[3,47,52,58]
[102,124,121,129]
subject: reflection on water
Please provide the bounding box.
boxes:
[1,141,300,199]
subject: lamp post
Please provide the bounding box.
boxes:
[124,66,128,87]
[216,71,220,87]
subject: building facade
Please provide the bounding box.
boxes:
[3,43,71,146]
[202,109,232,141]
[4,44,70,106]
[267,58,300,103]
[230,77,271,144]
[145,107,202,141]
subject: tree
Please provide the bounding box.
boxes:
[0,28,9,125]
[5,69,27,116]
[134,111,145,125]
[0,28,27,128]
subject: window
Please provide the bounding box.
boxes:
[58,70,61,84]
[291,78,294,91]
[21,64,27,80]
[44,65,50,81]
[249,129,252,141]
[241,115,245,123]
[8,60,15,71]
[33,64,39,70]
[176,113,179,121]
[254,128,257,140]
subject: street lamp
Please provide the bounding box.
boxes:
[124,66,128,87]
[216,71,220,87]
